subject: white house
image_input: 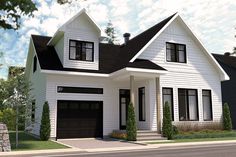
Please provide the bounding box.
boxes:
[25,9,229,139]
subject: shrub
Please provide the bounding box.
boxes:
[126,102,137,141]
[175,122,223,133]
[162,102,173,139]
[40,101,51,141]
[223,103,232,131]
[0,108,16,130]
[111,130,127,140]
[172,125,179,135]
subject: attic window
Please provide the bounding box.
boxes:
[166,42,186,63]
[69,40,94,61]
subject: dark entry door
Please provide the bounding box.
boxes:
[119,89,130,130]
[57,100,103,139]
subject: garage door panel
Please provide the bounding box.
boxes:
[57,100,103,139]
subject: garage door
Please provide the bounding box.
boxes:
[57,100,103,139]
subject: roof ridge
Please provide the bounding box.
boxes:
[120,13,177,47]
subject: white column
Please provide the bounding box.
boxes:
[156,77,161,133]
[130,75,135,106]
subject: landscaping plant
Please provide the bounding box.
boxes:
[162,101,173,139]
[40,101,51,141]
[223,103,232,131]
[126,102,137,141]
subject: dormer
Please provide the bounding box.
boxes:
[47,9,101,70]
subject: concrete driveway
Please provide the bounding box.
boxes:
[57,138,141,149]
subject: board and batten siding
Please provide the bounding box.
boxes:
[138,18,223,124]
[62,13,99,70]
[28,47,47,136]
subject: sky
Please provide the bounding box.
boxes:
[0,0,236,79]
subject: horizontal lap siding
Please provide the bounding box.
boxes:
[29,48,46,136]
[46,75,129,138]
[138,18,223,126]
[63,13,99,70]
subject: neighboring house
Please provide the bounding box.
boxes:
[25,9,229,139]
[213,53,236,129]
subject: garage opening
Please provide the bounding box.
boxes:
[57,100,103,139]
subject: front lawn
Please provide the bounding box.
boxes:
[148,130,236,144]
[9,131,68,151]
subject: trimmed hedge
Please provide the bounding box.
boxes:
[40,101,51,141]
[126,102,137,141]
[223,103,232,131]
[162,102,173,139]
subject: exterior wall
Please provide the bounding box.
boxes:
[134,79,151,130]
[45,75,132,138]
[54,36,64,65]
[138,18,223,125]
[28,47,47,136]
[62,13,99,70]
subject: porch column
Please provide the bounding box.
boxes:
[130,75,135,106]
[156,77,161,133]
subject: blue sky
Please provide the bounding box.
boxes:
[0,0,236,79]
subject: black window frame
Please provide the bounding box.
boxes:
[69,40,94,62]
[57,86,103,94]
[178,88,199,121]
[162,87,174,121]
[31,100,36,122]
[33,56,37,73]
[138,87,146,121]
[166,42,186,63]
[202,89,213,121]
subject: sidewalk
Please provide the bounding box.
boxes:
[1,140,236,156]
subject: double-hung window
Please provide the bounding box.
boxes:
[178,89,198,121]
[202,90,213,121]
[69,40,94,61]
[166,42,186,63]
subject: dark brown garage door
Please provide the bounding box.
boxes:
[57,100,103,139]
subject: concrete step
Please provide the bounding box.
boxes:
[137,130,158,133]
[137,133,162,137]
[137,136,167,141]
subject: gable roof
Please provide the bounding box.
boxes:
[31,35,166,74]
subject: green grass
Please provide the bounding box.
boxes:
[9,131,68,151]
[148,137,236,144]
[148,130,236,144]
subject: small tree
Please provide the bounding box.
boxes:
[162,102,173,140]
[126,102,137,141]
[223,103,232,131]
[105,21,117,44]
[40,102,51,141]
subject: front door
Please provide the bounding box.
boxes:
[119,89,130,130]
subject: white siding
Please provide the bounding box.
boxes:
[63,13,99,70]
[46,75,131,138]
[54,36,64,65]
[138,18,223,125]
[28,47,47,136]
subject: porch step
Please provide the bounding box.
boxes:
[136,130,167,141]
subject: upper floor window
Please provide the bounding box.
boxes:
[69,40,94,61]
[166,42,186,63]
[33,56,37,73]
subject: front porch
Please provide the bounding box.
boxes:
[110,67,168,133]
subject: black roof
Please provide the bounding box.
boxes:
[213,54,236,70]
[31,13,176,74]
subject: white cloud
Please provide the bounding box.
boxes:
[1,0,236,79]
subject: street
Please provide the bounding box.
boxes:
[8,143,236,157]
